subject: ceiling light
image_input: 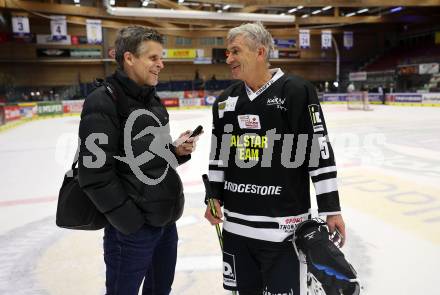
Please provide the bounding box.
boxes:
[288,8,297,13]
[301,14,309,18]
[312,10,321,15]
[223,4,230,10]
[297,6,304,9]
[141,0,149,7]
[73,0,80,3]
[322,6,332,11]
[390,7,403,13]
[109,0,115,6]
[345,12,356,17]
[178,0,184,3]
[357,8,369,14]
[106,4,296,22]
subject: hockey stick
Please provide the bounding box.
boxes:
[202,174,237,295]
[202,174,223,249]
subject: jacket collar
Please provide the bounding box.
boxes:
[113,69,155,102]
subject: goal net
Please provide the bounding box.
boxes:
[347,91,372,111]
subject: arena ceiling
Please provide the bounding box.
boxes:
[1,0,440,36]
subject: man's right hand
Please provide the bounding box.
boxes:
[204,198,223,225]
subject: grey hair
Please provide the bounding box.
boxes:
[115,26,163,69]
[227,22,274,62]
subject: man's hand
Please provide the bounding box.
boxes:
[174,130,202,156]
[204,198,223,225]
[326,214,346,247]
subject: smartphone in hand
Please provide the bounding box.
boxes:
[186,125,203,141]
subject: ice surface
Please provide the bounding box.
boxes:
[0,105,439,294]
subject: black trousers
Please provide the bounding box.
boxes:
[222,230,301,295]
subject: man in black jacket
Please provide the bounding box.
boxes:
[78,26,199,295]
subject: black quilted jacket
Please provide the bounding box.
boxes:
[78,69,189,234]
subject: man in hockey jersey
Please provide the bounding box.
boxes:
[205,22,346,295]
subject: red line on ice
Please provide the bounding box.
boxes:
[0,196,57,207]
[0,180,202,207]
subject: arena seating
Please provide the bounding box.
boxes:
[364,41,440,72]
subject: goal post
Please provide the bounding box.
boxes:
[347,91,372,111]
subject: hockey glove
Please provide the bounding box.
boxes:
[294,219,361,295]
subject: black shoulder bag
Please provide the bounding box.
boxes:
[56,149,108,230]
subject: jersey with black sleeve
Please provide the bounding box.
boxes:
[208,68,341,243]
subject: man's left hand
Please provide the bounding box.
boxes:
[174,130,202,156]
[326,214,346,247]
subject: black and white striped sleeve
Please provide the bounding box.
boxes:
[304,83,341,216]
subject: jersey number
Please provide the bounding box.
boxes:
[318,137,330,159]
